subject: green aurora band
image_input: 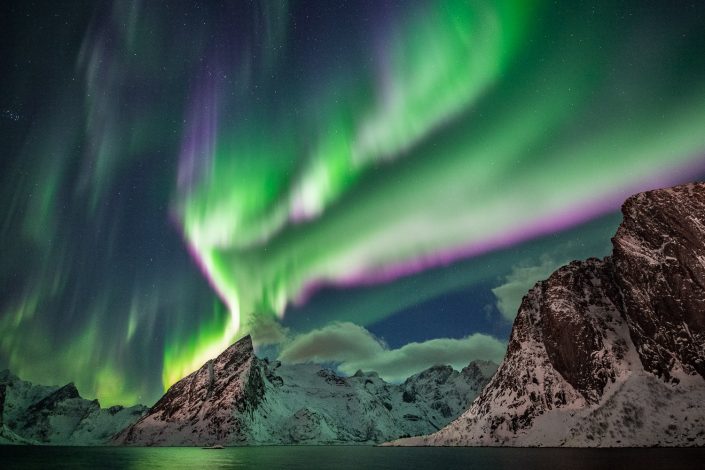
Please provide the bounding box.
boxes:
[167,0,705,387]
[0,0,704,405]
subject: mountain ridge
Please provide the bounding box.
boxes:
[0,369,148,445]
[115,335,497,446]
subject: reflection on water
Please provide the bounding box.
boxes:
[0,446,703,470]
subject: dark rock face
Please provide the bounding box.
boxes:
[405,183,705,447]
[612,185,705,381]
[535,259,619,403]
[116,335,497,446]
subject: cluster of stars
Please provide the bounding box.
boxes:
[2,109,20,121]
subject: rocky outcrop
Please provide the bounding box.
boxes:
[116,335,497,446]
[393,183,705,447]
[612,184,705,382]
[0,369,147,445]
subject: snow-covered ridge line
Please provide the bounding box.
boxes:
[115,335,498,446]
[0,369,148,445]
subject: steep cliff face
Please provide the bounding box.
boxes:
[116,335,497,446]
[612,184,705,382]
[0,370,147,445]
[394,183,705,447]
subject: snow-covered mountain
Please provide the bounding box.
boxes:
[115,336,497,446]
[393,183,705,447]
[0,369,147,445]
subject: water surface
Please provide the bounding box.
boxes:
[1,446,703,469]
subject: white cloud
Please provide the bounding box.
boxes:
[278,322,505,382]
[247,315,289,346]
[278,322,385,363]
[491,256,564,321]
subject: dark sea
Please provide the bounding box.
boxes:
[1,446,703,470]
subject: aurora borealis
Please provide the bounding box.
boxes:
[2,0,705,406]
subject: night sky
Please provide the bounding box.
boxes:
[1,0,705,407]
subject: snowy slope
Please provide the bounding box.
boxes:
[392,183,705,447]
[243,360,496,444]
[0,370,147,445]
[116,336,496,446]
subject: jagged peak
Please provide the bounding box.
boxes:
[26,382,83,415]
[229,334,253,350]
[419,364,453,377]
[461,360,499,377]
[216,335,255,361]
[403,365,453,387]
[57,382,81,399]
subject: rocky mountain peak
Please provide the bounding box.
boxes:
[461,361,499,380]
[218,335,254,361]
[393,183,705,447]
[116,334,264,445]
[406,365,454,384]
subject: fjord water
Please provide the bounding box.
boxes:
[1,447,703,470]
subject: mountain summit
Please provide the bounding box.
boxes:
[393,183,705,447]
[116,335,263,445]
[116,335,496,446]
